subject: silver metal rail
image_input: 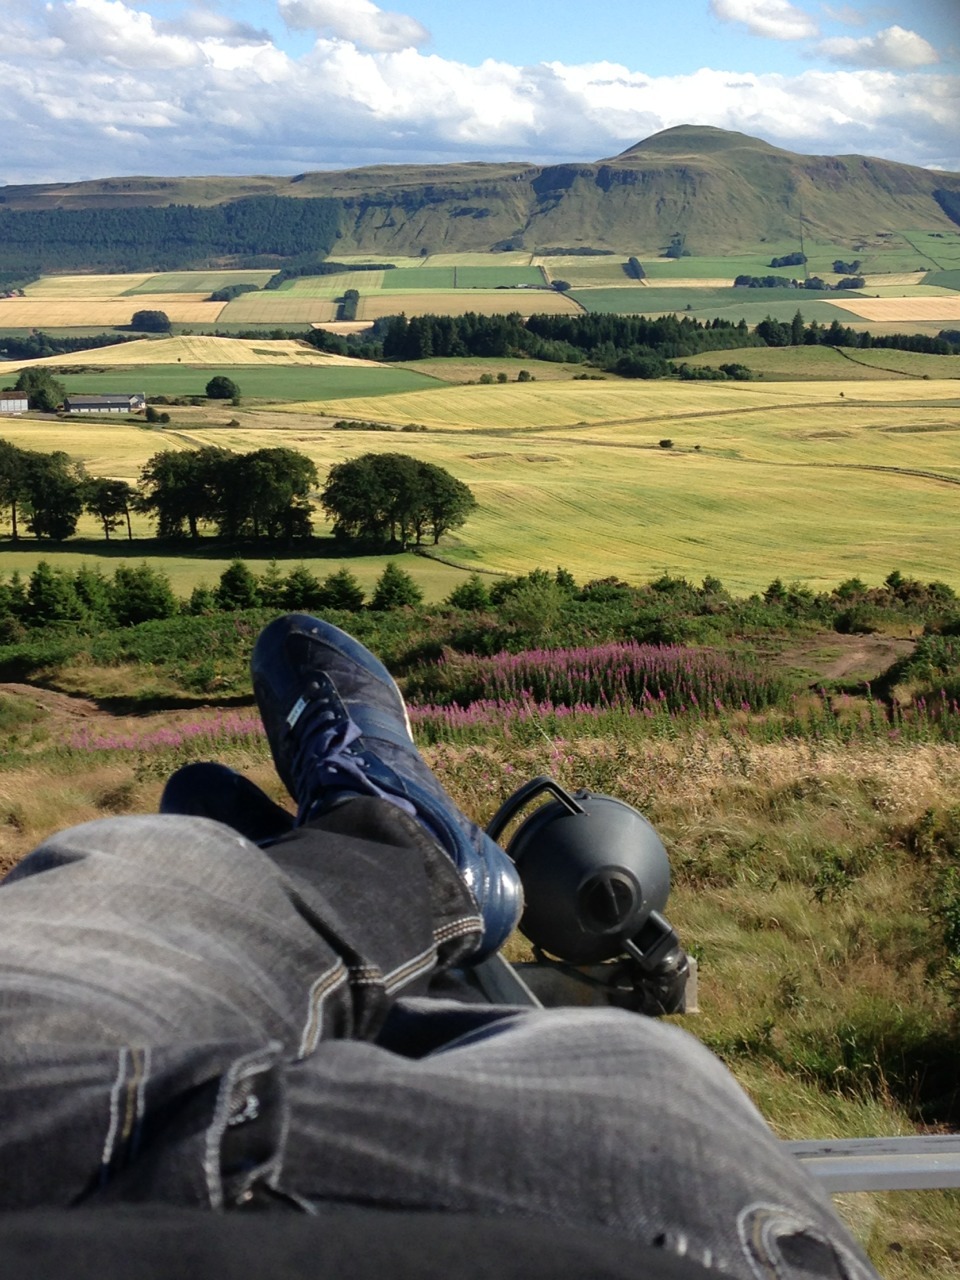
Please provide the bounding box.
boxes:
[785,1135,960,1192]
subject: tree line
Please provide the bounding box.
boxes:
[0,440,477,549]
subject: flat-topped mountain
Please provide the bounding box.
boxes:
[2,126,958,269]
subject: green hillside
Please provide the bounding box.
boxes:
[2,127,959,272]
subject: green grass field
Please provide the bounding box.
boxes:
[678,344,960,380]
[379,267,457,290]
[926,269,960,291]
[453,266,545,288]
[42,363,441,401]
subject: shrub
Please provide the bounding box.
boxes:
[323,568,365,612]
[447,573,492,611]
[110,564,178,627]
[371,562,424,610]
[214,560,261,611]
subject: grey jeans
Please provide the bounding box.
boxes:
[0,803,879,1279]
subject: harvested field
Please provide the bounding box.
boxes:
[418,252,535,267]
[9,335,384,368]
[285,377,960,434]
[533,257,633,286]
[216,295,339,324]
[22,274,154,298]
[828,296,960,322]
[355,291,581,320]
[0,299,225,326]
[641,278,734,288]
[864,273,927,287]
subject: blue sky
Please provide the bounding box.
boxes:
[2,0,958,183]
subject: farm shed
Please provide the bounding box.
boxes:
[64,393,146,414]
[0,395,29,415]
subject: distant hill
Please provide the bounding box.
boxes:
[1,126,959,272]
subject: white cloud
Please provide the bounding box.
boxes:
[709,0,819,41]
[45,0,203,70]
[817,25,940,69]
[278,0,429,52]
[0,0,957,185]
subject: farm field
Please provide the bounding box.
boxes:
[827,296,960,323]
[354,291,581,320]
[7,246,959,342]
[0,298,226,327]
[216,294,338,324]
[8,335,373,368]
[287,371,960,431]
[6,361,959,593]
[16,363,440,402]
[127,270,274,294]
[569,286,855,325]
[678,344,960,380]
[22,274,155,298]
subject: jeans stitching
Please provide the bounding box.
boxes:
[298,961,349,1057]
[98,1046,129,1186]
[434,914,483,943]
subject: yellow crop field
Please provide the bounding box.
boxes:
[171,407,960,592]
[22,274,155,298]
[356,291,581,320]
[0,299,225,327]
[218,295,338,324]
[12,335,381,369]
[284,375,960,433]
[3,374,960,593]
[828,296,960,322]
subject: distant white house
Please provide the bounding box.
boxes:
[0,394,29,415]
[64,394,146,414]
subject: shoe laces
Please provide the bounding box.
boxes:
[287,689,417,826]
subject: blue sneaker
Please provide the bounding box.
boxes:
[250,614,522,956]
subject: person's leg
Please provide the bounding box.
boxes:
[282,1003,879,1280]
[0,800,482,1209]
[160,762,294,844]
[0,802,478,1050]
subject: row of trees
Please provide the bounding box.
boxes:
[0,440,478,549]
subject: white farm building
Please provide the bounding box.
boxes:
[64,394,146,414]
